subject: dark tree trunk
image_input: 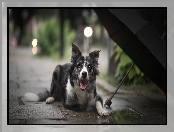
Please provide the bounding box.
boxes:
[60,9,64,59]
[19,19,25,45]
[19,24,23,45]
[100,26,104,44]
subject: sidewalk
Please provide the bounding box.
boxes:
[9,46,166,124]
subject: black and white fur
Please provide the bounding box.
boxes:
[23,43,109,116]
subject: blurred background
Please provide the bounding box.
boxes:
[9,8,167,92]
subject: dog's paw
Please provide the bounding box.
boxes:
[96,101,109,116]
[97,108,109,116]
[46,97,54,104]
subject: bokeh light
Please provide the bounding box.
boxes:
[32,38,38,47]
[84,27,93,37]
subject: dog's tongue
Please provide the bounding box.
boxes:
[79,80,87,90]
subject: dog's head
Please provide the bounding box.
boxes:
[68,43,100,91]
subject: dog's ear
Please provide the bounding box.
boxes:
[89,50,101,63]
[70,43,82,63]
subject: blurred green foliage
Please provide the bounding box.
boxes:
[114,44,150,85]
[35,18,75,59]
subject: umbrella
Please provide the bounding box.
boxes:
[94,9,166,93]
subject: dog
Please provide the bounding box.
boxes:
[23,43,109,116]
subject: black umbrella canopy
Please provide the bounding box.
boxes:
[94,9,167,93]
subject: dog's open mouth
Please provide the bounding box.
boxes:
[77,79,88,91]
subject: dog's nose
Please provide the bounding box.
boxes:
[82,72,87,78]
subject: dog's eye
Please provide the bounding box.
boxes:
[88,65,91,68]
[77,64,82,68]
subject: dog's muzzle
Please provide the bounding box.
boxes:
[78,71,89,91]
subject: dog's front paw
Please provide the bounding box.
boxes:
[46,97,54,104]
[96,101,109,116]
[97,108,109,116]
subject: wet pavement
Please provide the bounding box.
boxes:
[8,46,166,124]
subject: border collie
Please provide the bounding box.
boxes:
[23,43,109,116]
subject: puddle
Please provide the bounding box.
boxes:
[101,108,146,124]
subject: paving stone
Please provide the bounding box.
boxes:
[9,119,27,124]
[25,119,67,124]
[9,104,64,120]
